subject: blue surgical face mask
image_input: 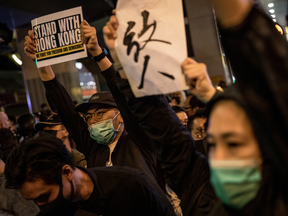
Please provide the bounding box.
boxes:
[88,112,121,145]
[209,159,262,210]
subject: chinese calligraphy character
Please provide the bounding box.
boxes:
[123,10,174,89]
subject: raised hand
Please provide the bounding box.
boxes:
[24,30,37,61]
[80,20,102,57]
[103,10,119,51]
[182,57,216,103]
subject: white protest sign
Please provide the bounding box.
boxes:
[115,0,188,97]
[31,6,87,68]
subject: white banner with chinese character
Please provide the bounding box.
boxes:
[115,0,188,97]
[31,7,87,68]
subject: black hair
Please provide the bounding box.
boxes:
[171,106,186,114]
[0,128,18,163]
[189,96,205,109]
[5,134,75,189]
[40,103,47,109]
[187,108,207,132]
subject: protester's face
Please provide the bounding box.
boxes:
[207,100,261,160]
[19,175,72,206]
[85,107,123,128]
[44,124,69,142]
[176,111,188,125]
[0,112,10,129]
[191,117,207,141]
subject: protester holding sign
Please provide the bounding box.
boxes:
[107,1,288,216]
[102,13,219,216]
[24,18,173,215]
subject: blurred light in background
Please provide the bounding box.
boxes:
[12,54,22,65]
[75,62,83,70]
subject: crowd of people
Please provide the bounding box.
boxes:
[1,0,288,215]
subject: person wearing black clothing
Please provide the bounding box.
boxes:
[24,20,172,213]
[101,14,219,216]
[5,135,175,216]
[24,21,159,186]
[203,0,288,215]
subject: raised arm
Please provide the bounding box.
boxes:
[23,29,93,156]
[117,58,217,199]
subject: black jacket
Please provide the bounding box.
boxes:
[115,74,219,215]
[73,166,175,216]
[43,76,156,183]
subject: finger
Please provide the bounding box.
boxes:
[84,33,97,45]
[103,25,111,35]
[103,25,114,39]
[110,15,119,30]
[106,22,117,38]
[181,57,198,67]
[82,20,90,26]
[183,63,206,73]
[25,35,36,46]
[81,28,95,35]
[28,30,35,40]
[112,9,116,15]
[24,47,35,56]
[184,70,204,80]
[24,41,36,52]
[80,23,85,44]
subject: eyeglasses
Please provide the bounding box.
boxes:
[193,126,206,140]
[83,109,109,123]
[181,119,188,125]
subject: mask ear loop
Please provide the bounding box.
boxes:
[112,112,122,131]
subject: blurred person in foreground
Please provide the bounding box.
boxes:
[34,115,87,168]
[200,0,288,214]
[0,147,40,216]
[5,135,175,216]
[0,128,18,163]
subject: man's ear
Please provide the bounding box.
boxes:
[62,165,73,181]
[118,113,124,123]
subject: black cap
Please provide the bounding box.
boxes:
[75,91,118,113]
[34,115,62,131]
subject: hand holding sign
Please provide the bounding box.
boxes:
[80,20,102,57]
[182,57,216,103]
[24,30,37,61]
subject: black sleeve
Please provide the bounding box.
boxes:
[131,170,176,216]
[101,66,156,166]
[43,78,95,156]
[219,7,288,175]
[119,79,209,198]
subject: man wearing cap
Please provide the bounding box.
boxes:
[23,21,159,193]
[34,114,87,168]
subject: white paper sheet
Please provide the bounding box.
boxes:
[31,6,87,68]
[115,0,188,97]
